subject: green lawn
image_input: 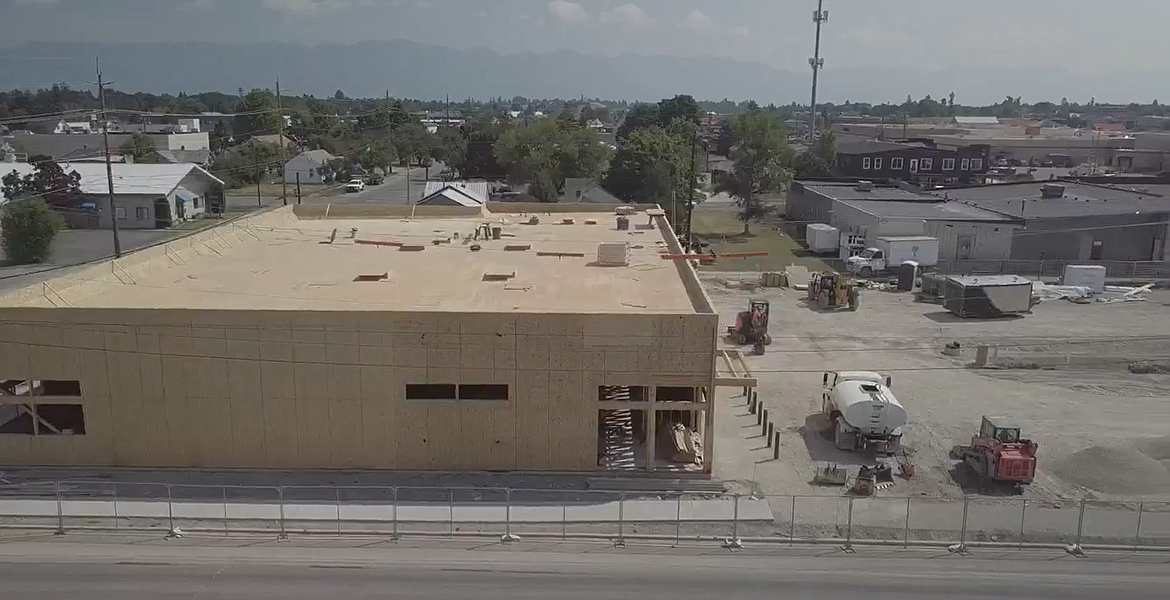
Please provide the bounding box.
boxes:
[690,205,833,273]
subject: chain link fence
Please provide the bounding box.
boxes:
[0,481,1166,550]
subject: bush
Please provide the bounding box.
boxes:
[1,199,64,264]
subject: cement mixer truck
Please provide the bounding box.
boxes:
[822,371,907,455]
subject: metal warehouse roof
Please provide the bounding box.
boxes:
[1,162,223,196]
[838,200,1020,222]
[423,180,489,204]
[941,182,1170,218]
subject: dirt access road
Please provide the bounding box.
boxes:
[707,274,1170,501]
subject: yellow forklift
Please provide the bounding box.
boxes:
[808,272,860,311]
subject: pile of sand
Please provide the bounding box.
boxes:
[1050,444,1170,495]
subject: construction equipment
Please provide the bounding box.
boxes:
[813,463,848,486]
[951,416,1038,485]
[822,371,906,456]
[726,299,772,353]
[807,272,860,311]
[852,466,877,496]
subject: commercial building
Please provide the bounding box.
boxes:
[3,132,210,163]
[786,181,1021,260]
[0,204,722,473]
[834,139,990,185]
[2,162,222,229]
[941,182,1170,262]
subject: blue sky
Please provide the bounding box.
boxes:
[3,0,1167,75]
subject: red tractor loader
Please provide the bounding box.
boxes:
[951,416,1038,485]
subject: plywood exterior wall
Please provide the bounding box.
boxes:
[0,308,717,471]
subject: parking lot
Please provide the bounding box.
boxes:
[706,273,1170,501]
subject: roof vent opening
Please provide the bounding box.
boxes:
[1041,183,1065,198]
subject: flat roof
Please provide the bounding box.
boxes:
[0,207,704,314]
[942,182,1170,218]
[839,200,1021,222]
[797,181,933,202]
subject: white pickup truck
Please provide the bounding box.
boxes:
[345,179,366,193]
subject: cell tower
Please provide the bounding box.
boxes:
[808,0,829,140]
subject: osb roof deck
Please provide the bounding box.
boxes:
[4,207,706,314]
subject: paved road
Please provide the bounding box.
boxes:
[331,163,443,206]
[0,537,1165,599]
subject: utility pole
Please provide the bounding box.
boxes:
[808,0,829,140]
[276,76,288,206]
[94,58,122,258]
[686,129,698,249]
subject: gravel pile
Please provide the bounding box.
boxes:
[1051,445,1170,495]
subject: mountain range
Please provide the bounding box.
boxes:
[1,40,1167,105]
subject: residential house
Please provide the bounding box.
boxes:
[2,162,223,229]
[418,181,490,207]
[561,178,622,204]
[53,120,93,135]
[284,149,338,184]
[942,182,1170,262]
[834,139,990,185]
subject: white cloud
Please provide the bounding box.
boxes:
[683,10,713,31]
[600,3,653,27]
[548,1,588,23]
[259,0,348,14]
[414,0,428,9]
[181,0,216,9]
[733,25,751,38]
[13,0,60,6]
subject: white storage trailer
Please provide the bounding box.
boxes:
[806,224,840,254]
[821,371,907,455]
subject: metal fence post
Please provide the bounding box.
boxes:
[562,501,567,541]
[166,483,175,535]
[616,492,626,546]
[789,496,796,546]
[112,483,119,532]
[1134,502,1144,550]
[54,481,64,536]
[448,488,454,537]
[732,494,740,541]
[843,496,854,551]
[674,496,681,545]
[1074,498,1087,548]
[277,485,287,540]
[505,488,512,539]
[903,497,910,548]
[391,486,399,540]
[223,487,229,535]
[335,487,342,536]
[959,496,969,550]
[1018,499,1027,549]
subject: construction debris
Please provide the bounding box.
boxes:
[1033,281,1153,304]
[353,272,389,282]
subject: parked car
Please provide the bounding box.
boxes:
[345,179,366,193]
[368,173,384,185]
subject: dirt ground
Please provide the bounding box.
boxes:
[706,273,1170,501]
[691,195,831,273]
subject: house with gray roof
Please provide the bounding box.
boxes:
[284,149,338,184]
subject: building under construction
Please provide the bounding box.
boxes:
[0,203,737,473]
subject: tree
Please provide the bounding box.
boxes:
[334,90,347,100]
[616,104,660,141]
[391,122,433,166]
[234,89,281,140]
[0,160,76,264]
[657,94,701,125]
[714,112,791,235]
[355,140,397,173]
[119,133,157,163]
[0,199,64,264]
[431,127,468,175]
[530,170,560,203]
[603,128,687,209]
